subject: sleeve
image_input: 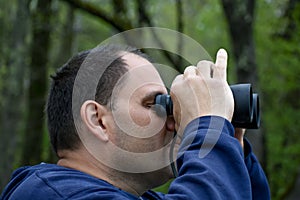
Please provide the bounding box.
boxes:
[243,139,271,200]
[164,116,254,200]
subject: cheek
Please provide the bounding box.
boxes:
[129,105,151,127]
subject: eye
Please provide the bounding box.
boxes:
[141,92,163,109]
[144,101,155,109]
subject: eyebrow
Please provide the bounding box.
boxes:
[142,91,163,102]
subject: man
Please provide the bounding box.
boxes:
[1,44,270,199]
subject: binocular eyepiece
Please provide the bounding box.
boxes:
[155,84,260,129]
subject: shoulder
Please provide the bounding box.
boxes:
[3,163,137,200]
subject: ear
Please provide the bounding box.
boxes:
[80,100,109,142]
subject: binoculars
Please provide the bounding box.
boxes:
[155,84,260,129]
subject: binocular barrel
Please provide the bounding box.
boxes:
[155,84,260,129]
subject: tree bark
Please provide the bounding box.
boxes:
[0,0,30,189]
[21,0,53,165]
[220,0,267,172]
[44,3,76,164]
[175,0,184,69]
[221,0,257,85]
[53,4,75,69]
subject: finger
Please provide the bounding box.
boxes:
[234,128,246,149]
[171,74,183,87]
[234,128,246,137]
[214,48,228,81]
[196,60,212,78]
[183,66,197,78]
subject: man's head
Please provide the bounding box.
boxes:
[47,44,176,190]
[47,44,174,161]
[47,45,141,153]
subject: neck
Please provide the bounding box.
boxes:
[57,146,150,196]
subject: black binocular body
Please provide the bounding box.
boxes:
[155,84,260,129]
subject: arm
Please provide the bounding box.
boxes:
[162,49,270,199]
[234,128,271,199]
[165,116,252,199]
[244,139,271,200]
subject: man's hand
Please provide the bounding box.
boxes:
[170,49,234,131]
[234,128,246,149]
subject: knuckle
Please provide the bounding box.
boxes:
[185,75,198,83]
[196,60,212,67]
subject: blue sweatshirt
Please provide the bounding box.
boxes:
[0,116,270,199]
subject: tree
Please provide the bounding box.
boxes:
[21,0,53,165]
[52,4,76,70]
[0,0,31,189]
[221,0,257,84]
[220,0,267,171]
[262,0,300,198]
[0,1,299,198]
[61,0,185,71]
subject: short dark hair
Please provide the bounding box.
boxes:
[46,44,148,154]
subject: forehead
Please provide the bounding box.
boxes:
[121,52,164,84]
[112,53,166,97]
[122,52,152,69]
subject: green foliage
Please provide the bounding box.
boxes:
[1,0,299,198]
[256,1,300,199]
[154,179,173,194]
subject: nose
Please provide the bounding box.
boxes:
[166,116,175,132]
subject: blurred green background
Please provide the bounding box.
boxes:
[0,0,299,199]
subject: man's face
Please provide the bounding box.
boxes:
[105,52,175,176]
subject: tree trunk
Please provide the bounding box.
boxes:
[0,0,30,189]
[45,3,76,164]
[21,0,53,165]
[221,0,257,85]
[53,4,75,70]
[220,0,267,170]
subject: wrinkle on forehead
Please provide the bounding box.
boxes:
[111,53,166,109]
[121,53,164,84]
